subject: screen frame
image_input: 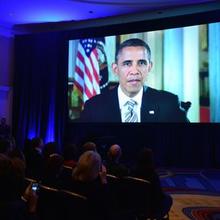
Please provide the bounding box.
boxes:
[67,4,220,122]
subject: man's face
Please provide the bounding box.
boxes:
[112,46,152,97]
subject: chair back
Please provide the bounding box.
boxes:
[37,184,61,220]
[106,174,138,220]
[106,173,120,186]
[37,184,89,220]
[106,174,121,208]
[120,176,151,216]
[59,189,88,220]
[23,177,38,194]
[60,165,73,189]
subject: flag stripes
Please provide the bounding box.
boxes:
[74,39,100,103]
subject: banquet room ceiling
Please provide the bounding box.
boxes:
[0,0,219,36]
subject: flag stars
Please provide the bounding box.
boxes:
[80,38,98,56]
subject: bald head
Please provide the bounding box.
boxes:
[108,144,122,162]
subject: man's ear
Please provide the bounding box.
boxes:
[147,61,153,72]
[112,63,119,76]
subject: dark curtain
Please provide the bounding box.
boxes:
[13,32,68,152]
[65,123,220,169]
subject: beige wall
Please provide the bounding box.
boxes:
[0,34,14,126]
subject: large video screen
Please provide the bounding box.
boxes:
[68,22,220,123]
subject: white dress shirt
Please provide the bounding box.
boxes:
[118,85,143,123]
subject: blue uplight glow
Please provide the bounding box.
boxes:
[27,130,37,140]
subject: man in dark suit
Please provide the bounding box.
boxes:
[105,144,129,177]
[80,38,188,123]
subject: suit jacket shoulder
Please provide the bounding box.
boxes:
[141,86,188,122]
[79,86,121,122]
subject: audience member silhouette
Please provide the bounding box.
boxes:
[105,144,129,177]
[8,147,26,162]
[41,153,64,188]
[23,138,32,157]
[71,151,113,220]
[132,148,172,219]
[42,141,58,160]
[81,141,97,153]
[63,143,78,168]
[0,154,38,220]
[25,137,44,180]
[80,141,107,172]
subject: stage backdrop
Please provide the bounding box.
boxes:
[13,31,220,168]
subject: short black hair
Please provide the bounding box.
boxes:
[115,38,151,62]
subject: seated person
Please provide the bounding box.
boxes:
[42,141,58,160]
[105,144,129,177]
[41,153,64,188]
[132,148,172,219]
[71,151,113,220]
[80,38,189,123]
[25,137,44,180]
[81,141,97,153]
[0,154,38,220]
[63,143,78,168]
[80,141,107,172]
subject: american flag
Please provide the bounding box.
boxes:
[74,38,100,104]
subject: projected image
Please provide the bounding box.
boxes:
[68,22,220,123]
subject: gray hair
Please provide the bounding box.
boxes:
[73,151,101,182]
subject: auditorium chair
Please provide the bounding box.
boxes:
[119,176,152,219]
[37,184,61,220]
[37,184,88,220]
[106,173,120,186]
[59,189,88,220]
[24,177,38,185]
[60,165,73,189]
[120,176,170,220]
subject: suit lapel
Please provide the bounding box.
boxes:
[141,87,159,122]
